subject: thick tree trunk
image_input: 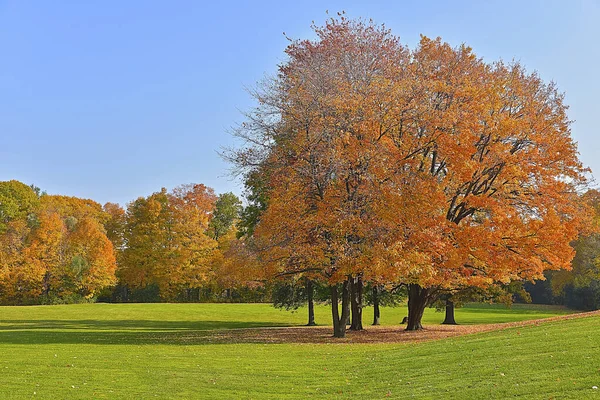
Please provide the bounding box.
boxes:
[406,284,430,331]
[306,279,316,326]
[442,299,457,325]
[350,276,363,330]
[372,285,381,326]
[331,280,351,338]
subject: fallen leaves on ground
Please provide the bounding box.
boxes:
[173,310,600,345]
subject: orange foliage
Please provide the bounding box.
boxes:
[0,191,117,303]
[66,217,117,297]
[120,185,218,299]
[232,17,593,330]
[0,219,44,302]
[213,229,264,290]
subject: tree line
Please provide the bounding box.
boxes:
[0,180,248,305]
[2,174,598,321]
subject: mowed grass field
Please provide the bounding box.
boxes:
[1,302,598,399]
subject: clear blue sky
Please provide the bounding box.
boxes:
[1,0,598,206]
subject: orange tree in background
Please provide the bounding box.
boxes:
[231,17,593,336]
[0,181,41,301]
[102,202,126,256]
[120,184,218,300]
[0,187,117,304]
[168,184,219,299]
[30,195,117,300]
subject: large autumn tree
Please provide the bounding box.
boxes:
[387,37,592,330]
[231,17,592,336]
[231,17,421,337]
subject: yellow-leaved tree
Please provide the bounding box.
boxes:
[120,184,218,300]
[0,185,117,303]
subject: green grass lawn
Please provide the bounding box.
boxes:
[0,302,595,399]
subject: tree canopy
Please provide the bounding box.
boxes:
[230,17,593,335]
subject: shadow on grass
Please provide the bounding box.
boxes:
[0,322,537,345]
[0,304,578,346]
[0,322,465,345]
[0,319,299,345]
[0,319,286,331]
[460,303,571,314]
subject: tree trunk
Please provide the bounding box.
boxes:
[372,285,381,326]
[406,284,430,331]
[331,285,340,335]
[442,299,457,325]
[341,279,351,327]
[306,279,316,326]
[42,272,51,296]
[350,276,363,330]
[331,280,351,338]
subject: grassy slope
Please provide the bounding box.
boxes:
[1,303,594,399]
